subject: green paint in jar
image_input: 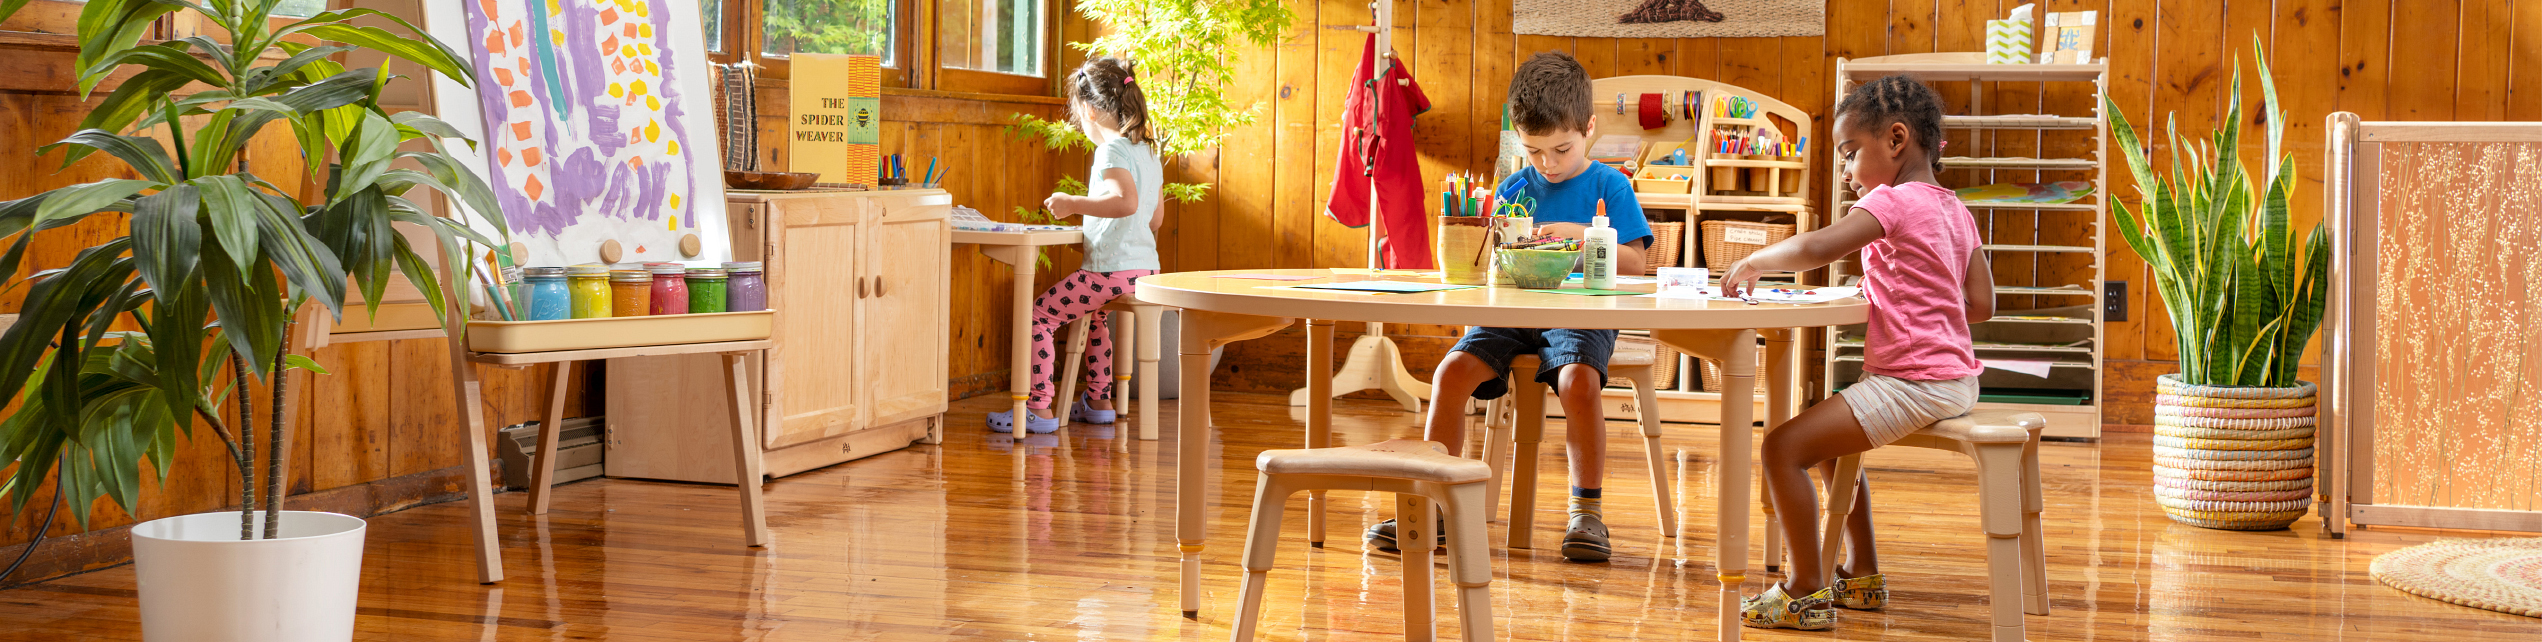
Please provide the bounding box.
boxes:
[687,267,729,313]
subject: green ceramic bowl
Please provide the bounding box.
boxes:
[1494,248,1578,289]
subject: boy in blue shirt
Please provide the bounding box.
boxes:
[1367,51,1652,562]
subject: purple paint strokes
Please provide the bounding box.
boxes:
[462,0,700,240]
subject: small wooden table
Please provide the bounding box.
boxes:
[447,339,776,584]
[1137,269,1868,641]
[952,229,1083,465]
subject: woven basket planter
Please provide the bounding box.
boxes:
[2151,375,2318,530]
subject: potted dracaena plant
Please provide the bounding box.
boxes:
[2104,38,2331,532]
[0,1,506,639]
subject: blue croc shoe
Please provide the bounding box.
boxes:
[1070,397,1117,424]
[988,410,1061,434]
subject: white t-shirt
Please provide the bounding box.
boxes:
[1081,137,1163,273]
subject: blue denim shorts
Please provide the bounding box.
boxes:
[1449,327,1618,400]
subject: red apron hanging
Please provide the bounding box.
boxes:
[1323,33,1432,270]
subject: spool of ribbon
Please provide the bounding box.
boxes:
[1638,93,1667,130]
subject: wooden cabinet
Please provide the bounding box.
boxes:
[604,189,951,483]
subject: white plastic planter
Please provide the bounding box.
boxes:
[130,511,367,642]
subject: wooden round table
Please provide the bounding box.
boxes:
[1137,268,1868,641]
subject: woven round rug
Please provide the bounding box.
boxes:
[2370,538,2542,618]
[2155,424,2316,441]
[2153,455,2315,472]
[2154,445,2314,461]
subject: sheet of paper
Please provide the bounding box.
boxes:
[1211,273,1323,281]
[1982,359,2057,378]
[1643,285,1862,304]
[1527,288,1645,296]
[1282,281,1480,294]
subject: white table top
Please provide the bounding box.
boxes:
[1137,269,1869,329]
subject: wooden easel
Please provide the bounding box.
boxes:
[1289,0,1430,414]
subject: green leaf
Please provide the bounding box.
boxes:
[127,184,202,297]
[34,179,157,229]
[194,175,265,274]
[287,21,473,90]
[79,40,226,96]
[283,353,329,375]
[45,129,179,183]
[202,247,284,374]
[330,110,400,201]
[74,0,189,99]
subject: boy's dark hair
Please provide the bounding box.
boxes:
[1507,51,1594,135]
[1834,74,1948,172]
[1065,56,1154,145]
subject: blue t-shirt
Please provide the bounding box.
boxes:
[1495,164,1653,248]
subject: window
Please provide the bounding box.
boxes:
[763,0,897,67]
[937,0,1040,77]
[704,0,725,52]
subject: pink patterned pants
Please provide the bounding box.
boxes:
[1027,269,1152,410]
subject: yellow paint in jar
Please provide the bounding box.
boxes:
[567,264,612,318]
[609,269,652,317]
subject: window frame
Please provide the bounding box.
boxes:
[708,0,1058,98]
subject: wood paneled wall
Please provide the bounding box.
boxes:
[1175,0,2538,425]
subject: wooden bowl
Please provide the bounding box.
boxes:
[723,170,820,191]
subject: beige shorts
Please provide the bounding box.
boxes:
[1843,374,1980,446]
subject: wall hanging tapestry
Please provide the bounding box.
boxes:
[1516,0,1823,39]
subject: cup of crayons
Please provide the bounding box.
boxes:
[880,154,943,188]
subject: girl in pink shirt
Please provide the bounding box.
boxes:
[1718,75,1995,631]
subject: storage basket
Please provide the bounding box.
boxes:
[1645,221,1685,275]
[1702,218,1796,270]
[1632,166,1695,194]
[1698,344,1769,394]
[1608,334,1680,390]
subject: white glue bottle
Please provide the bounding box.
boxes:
[1583,199,1618,290]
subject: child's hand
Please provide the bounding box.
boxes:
[1720,258,1765,298]
[1533,222,1587,239]
[1042,192,1074,218]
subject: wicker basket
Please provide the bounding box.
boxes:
[1698,344,1769,394]
[1701,219,1796,270]
[1645,221,1685,275]
[1609,334,1679,390]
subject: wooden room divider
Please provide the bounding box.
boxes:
[2323,114,2542,536]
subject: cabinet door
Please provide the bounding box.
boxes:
[858,192,952,428]
[764,197,867,450]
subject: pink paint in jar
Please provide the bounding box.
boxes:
[646,263,689,315]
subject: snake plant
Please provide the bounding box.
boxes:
[2104,38,2329,388]
[0,0,507,552]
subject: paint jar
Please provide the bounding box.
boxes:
[524,267,570,321]
[686,267,729,314]
[725,261,767,312]
[567,264,612,319]
[646,263,689,315]
[609,268,652,317]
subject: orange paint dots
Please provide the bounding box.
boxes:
[611,59,626,74]
[507,24,524,48]
[496,147,513,165]
[480,0,500,15]
[511,122,533,140]
[635,245,647,254]
[599,8,617,24]
[623,24,639,38]
[602,36,619,54]
[493,68,515,85]
[508,90,533,108]
[483,32,506,56]
[522,147,543,167]
[630,156,645,169]
[524,175,545,200]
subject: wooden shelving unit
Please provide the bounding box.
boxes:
[1828,53,2110,439]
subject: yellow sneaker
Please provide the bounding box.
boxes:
[1835,573,1887,610]
[1739,583,1838,631]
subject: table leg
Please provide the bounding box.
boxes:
[1760,330,1796,572]
[447,360,504,584]
[1306,319,1334,546]
[1012,251,1039,480]
[1649,328,1758,642]
[1114,311,1135,453]
[723,352,770,547]
[527,363,573,515]
[1507,362,1546,550]
[1175,310,1294,617]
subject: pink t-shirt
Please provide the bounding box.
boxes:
[1855,182,1984,380]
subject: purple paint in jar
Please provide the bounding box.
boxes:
[646,263,689,315]
[725,261,767,312]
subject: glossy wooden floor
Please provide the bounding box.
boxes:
[4,393,2539,641]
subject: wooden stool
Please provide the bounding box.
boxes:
[1235,440,1496,641]
[1053,295,1171,444]
[1477,352,1674,549]
[1819,411,2049,642]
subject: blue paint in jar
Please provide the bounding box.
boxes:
[524,267,571,320]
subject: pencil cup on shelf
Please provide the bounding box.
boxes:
[1437,217,1492,285]
[1709,163,1742,194]
[1744,155,1775,193]
[1487,217,1532,285]
[1778,156,1805,195]
[1494,247,1577,290]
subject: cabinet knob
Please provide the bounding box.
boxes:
[874,278,885,297]
[858,277,868,298]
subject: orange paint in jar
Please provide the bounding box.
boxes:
[609,268,652,317]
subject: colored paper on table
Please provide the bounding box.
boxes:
[1642,285,1861,304]
[1283,281,1480,294]
[1527,288,1645,296]
[1212,273,1324,281]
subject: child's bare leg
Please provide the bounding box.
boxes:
[1818,460,1880,577]
[1555,364,1608,489]
[1424,352,1500,456]
[1761,394,1877,595]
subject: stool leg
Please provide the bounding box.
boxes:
[1114,310,1136,453]
[1480,398,1513,523]
[1136,305,1165,441]
[1973,442,2027,642]
[1622,366,1675,536]
[2020,438,2049,616]
[1306,319,1335,547]
[1819,454,1865,590]
[1055,318,1090,427]
[1233,474,1294,642]
[1508,364,1547,550]
[1439,482,1495,642]
[1399,493,1438,642]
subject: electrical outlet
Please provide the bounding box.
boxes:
[2103,281,2128,322]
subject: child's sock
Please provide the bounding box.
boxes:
[1569,486,1603,520]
